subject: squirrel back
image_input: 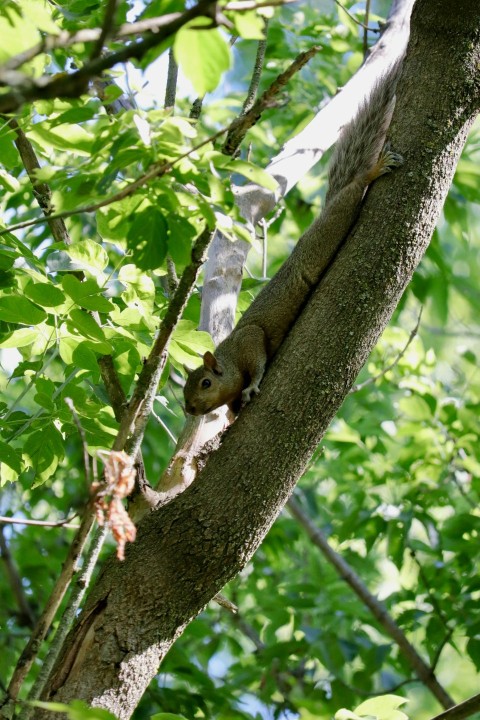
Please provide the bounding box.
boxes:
[184,65,403,416]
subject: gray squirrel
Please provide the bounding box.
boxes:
[184,65,403,416]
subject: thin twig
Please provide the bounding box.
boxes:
[287,495,455,710]
[90,0,118,61]
[222,45,321,156]
[429,693,480,720]
[189,96,205,120]
[0,515,79,529]
[23,527,108,716]
[64,398,91,489]
[350,307,423,393]
[0,124,228,236]
[241,22,269,116]
[164,48,179,111]
[2,116,71,244]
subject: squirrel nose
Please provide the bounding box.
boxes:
[186,402,196,415]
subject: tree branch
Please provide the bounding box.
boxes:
[0,124,228,236]
[287,496,454,708]
[222,45,320,156]
[430,693,480,720]
[90,0,118,61]
[0,516,79,529]
[350,306,422,392]
[0,0,218,114]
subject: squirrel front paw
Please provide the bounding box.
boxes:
[242,384,260,406]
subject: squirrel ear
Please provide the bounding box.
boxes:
[203,351,223,375]
[183,364,192,376]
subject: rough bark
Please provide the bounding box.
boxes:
[39,0,480,717]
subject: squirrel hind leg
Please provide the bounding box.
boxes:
[365,146,404,184]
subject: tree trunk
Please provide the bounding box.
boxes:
[40,0,480,717]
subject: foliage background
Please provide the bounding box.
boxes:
[0,0,479,718]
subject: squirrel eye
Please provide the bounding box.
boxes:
[201,378,211,389]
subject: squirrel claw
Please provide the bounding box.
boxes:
[242,384,260,406]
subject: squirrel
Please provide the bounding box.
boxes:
[184,65,403,416]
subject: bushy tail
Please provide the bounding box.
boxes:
[326,62,402,203]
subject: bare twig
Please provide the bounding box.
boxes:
[350,307,423,393]
[164,48,179,111]
[241,22,269,116]
[429,694,480,720]
[90,0,118,61]
[0,516,79,529]
[189,96,205,119]
[0,526,36,628]
[223,45,321,156]
[2,117,71,244]
[287,495,455,710]
[64,398,91,488]
[23,527,108,717]
[97,355,128,423]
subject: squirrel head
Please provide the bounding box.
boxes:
[184,351,240,416]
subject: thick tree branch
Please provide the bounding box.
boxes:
[0,0,218,114]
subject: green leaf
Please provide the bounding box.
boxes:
[0,5,41,63]
[398,395,432,421]
[174,20,231,96]
[66,240,109,273]
[0,328,39,348]
[68,309,109,344]
[467,637,480,671]
[24,282,66,308]
[126,207,167,270]
[0,296,47,325]
[214,155,279,192]
[0,440,22,473]
[28,123,94,157]
[228,10,266,38]
[72,343,101,376]
[23,425,64,482]
[354,695,409,720]
[0,169,20,192]
[62,276,114,313]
